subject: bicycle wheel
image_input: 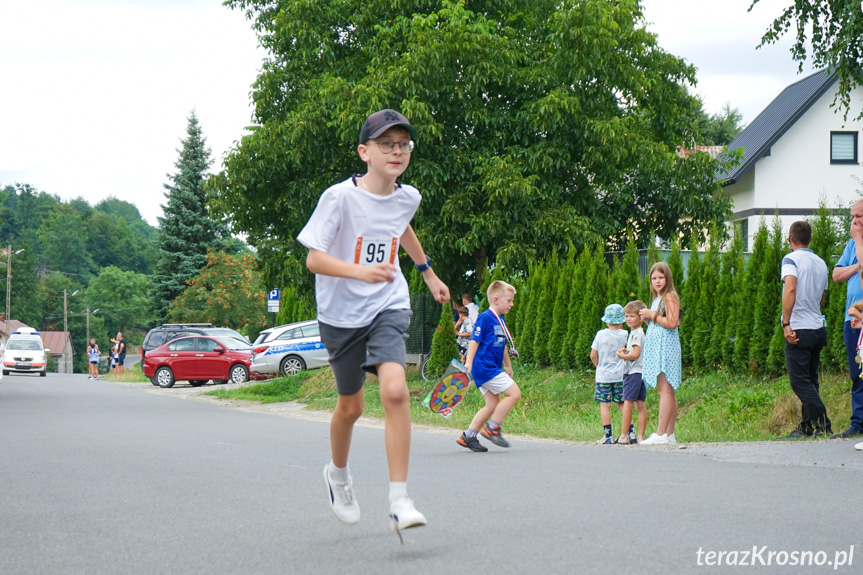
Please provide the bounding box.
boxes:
[420,356,433,382]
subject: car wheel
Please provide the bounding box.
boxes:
[280,355,306,376]
[229,364,249,384]
[189,380,207,386]
[149,377,159,386]
[3,370,9,376]
[40,370,46,377]
[155,366,175,388]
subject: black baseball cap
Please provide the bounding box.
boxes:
[359,109,418,144]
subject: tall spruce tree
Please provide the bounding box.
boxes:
[151,112,228,321]
[721,227,746,368]
[561,246,590,368]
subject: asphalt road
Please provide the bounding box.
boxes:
[1,372,861,575]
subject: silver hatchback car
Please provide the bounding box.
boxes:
[250,320,329,376]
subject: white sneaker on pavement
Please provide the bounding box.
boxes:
[642,433,668,445]
[666,434,677,444]
[323,464,360,525]
[389,496,427,531]
[855,441,863,451]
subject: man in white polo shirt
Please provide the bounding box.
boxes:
[780,220,831,438]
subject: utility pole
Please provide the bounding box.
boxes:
[5,245,10,339]
[4,246,24,339]
[63,289,79,337]
[86,307,99,343]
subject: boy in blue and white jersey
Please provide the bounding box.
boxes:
[458,281,522,452]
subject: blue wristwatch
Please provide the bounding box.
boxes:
[414,255,433,273]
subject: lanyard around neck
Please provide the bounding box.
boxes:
[489,308,518,357]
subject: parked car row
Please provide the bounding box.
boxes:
[139,321,329,388]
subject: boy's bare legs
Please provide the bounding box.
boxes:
[377,361,427,531]
[600,401,612,427]
[656,374,677,436]
[619,400,634,443]
[377,362,410,481]
[325,388,363,525]
[468,392,500,432]
[636,400,647,442]
[469,383,521,432]
[490,382,521,425]
[330,389,364,469]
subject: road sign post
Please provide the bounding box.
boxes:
[267,289,281,326]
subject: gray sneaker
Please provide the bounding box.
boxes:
[323,464,360,525]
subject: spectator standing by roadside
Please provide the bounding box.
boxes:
[462,293,479,324]
[780,221,831,438]
[831,199,863,439]
[87,339,100,379]
[110,332,127,375]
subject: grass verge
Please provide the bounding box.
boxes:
[100,363,150,383]
[204,364,855,443]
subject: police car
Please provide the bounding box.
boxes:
[250,320,328,376]
[2,327,48,377]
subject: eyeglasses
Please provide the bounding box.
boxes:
[369,139,414,154]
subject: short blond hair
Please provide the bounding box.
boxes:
[487,280,516,300]
[623,300,646,314]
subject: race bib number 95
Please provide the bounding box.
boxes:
[355,237,397,265]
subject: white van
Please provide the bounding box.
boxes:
[2,327,48,377]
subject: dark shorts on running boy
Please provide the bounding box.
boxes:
[318,309,412,395]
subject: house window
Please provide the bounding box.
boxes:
[831,131,858,164]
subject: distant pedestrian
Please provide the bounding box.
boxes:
[456,306,473,363]
[462,293,479,324]
[640,262,682,445]
[779,220,831,438]
[87,339,100,379]
[110,332,126,375]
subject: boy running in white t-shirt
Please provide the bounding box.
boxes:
[297,109,449,538]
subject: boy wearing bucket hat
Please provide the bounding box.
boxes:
[298,109,450,539]
[590,303,628,444]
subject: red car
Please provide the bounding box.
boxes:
[143,335,253,388]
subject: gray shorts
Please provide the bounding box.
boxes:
[318,309,411,396]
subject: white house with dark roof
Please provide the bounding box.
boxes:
[719,69,863,249]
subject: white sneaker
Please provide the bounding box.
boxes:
[642,433,668,445]
[666,434,677,444]
[855,441,863,451]
[389,496,427,531]
[323,464,360,525]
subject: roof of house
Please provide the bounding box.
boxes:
[41,331,73,355]
[718,69,838,185]
[0,320,31,340]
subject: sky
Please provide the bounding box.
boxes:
[0,0,818,227]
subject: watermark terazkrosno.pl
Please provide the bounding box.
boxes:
[696,546,854,569]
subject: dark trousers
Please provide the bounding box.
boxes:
[842,321,863,431]
[785,327,831,434]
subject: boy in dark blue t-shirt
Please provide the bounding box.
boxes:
[457,280,522,452]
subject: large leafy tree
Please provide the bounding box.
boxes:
[151,112,229,321]
[211,0,733,292]
[167,251,268,341]
[753,0,863,119]
[85,266,153,345]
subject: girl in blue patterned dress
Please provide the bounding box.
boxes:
[639,262,682,444]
